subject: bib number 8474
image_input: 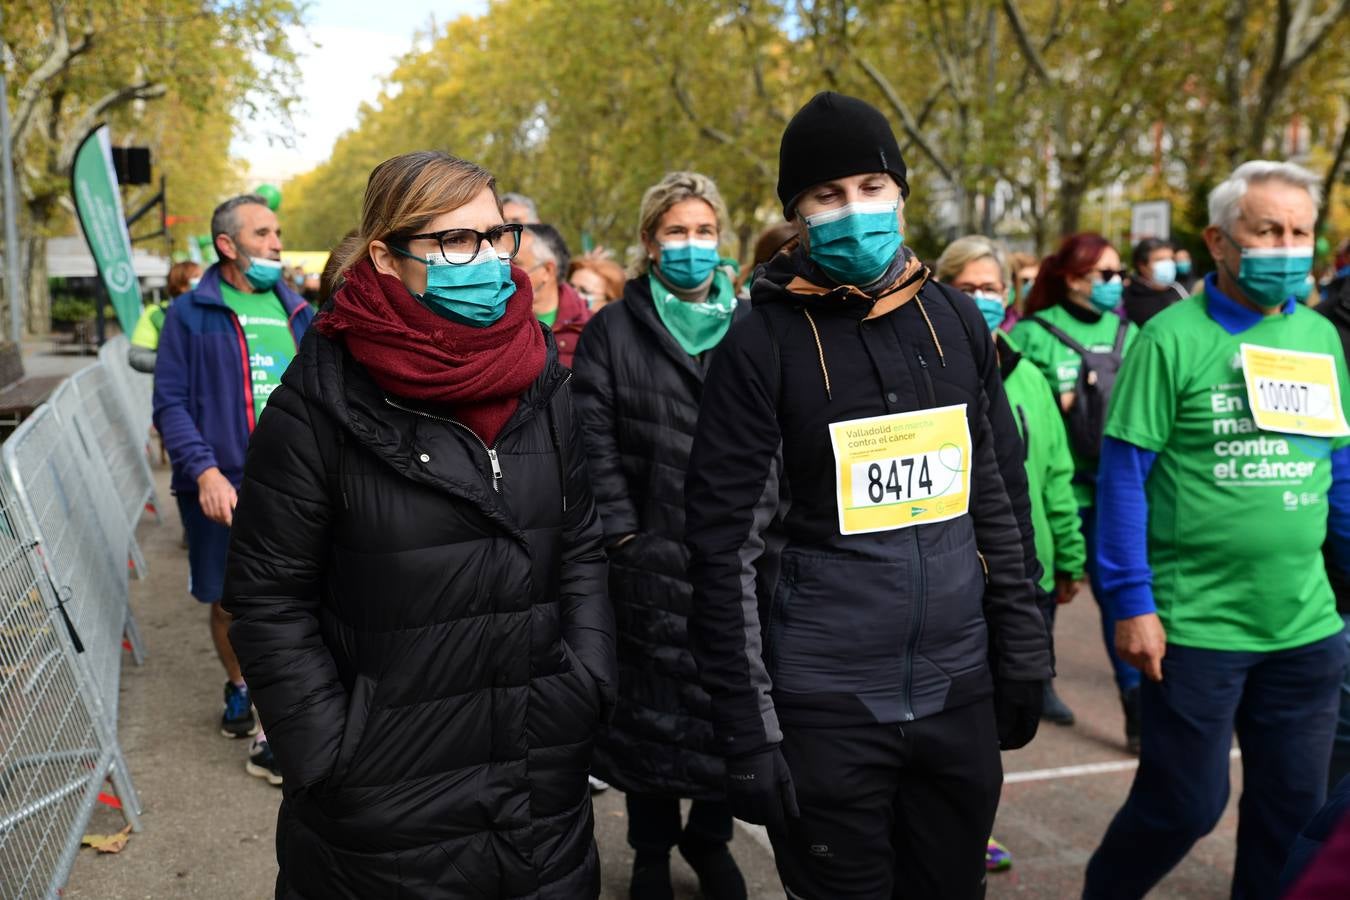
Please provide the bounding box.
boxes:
[851,453,937,508]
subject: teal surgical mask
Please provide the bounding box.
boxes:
[1175,259,1192,277]
[1089,276,1123,311]
[1224,235,1315,309]
[395,245,517,327]
[804,200,902,287]
[972,291,1006,332]
[657,239,720,289]
[242,255,283,291]
[1150,259,1177,285]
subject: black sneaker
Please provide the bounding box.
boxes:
[221,681,259,739]
[629,852,673,900]
[678,840,746,900]
[1042,682,1075,726]
[246,737,283,786]
[1121,686,1141,754]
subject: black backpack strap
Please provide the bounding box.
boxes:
[1112,317,1129,354]
[1029,316,1093,358]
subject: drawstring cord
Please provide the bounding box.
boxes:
[802,308,833,401]
[914,295,946,367]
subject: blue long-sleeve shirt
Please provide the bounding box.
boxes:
[1097,277,1350,619]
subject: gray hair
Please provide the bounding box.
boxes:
[634,171,729,276]
[1208,160,1322,232]
[500,192,538,220]
[523,223,570,280]
[211,194,269,240]
[935,234,1008,287]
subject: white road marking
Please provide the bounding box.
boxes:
[1004,748,1241,784]
[732,749,1243,856]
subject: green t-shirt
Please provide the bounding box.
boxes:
[1105,294,1348,652]
[537,306,558,328]
[220,282,296,422]
[1010,305,1139,506]
[1001,332,1087,592]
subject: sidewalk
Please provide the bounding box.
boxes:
[63,459,1238,898]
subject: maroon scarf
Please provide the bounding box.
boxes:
[316,257,545,445]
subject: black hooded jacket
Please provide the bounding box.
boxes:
[572,276,776,799]
[685,248,1051,758]
[222,323,616,899]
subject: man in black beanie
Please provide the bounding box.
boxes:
[685,91,1051,898]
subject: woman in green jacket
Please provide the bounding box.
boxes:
[939,237,1086,714]
[939,235,1088,874]
[1009,233,1141,753]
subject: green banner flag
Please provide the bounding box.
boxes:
[71,125,142,334]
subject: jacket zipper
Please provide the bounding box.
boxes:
[383,371,572,495]
[916,350,937,406]
[903,528,926,722]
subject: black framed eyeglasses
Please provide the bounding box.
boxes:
[1095,267,1126,282]
[397,224,523,264]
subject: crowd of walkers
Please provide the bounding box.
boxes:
[145,90,1350,898]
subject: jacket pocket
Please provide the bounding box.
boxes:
[915,533,988,680]
[770,551,912,698]
[326,674,375,790]
[561,640,601,721]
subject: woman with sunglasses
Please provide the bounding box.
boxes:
[222,150,616,898]
[1010,232,1141,754]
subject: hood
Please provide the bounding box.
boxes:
[995,329,1023,381]
[750,243,926,321]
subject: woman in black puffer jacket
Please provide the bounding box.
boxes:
[223,150,615,900]
[572,172,775,900]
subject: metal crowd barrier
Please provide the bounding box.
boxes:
[0,451,141,898]
[0,347,155,897]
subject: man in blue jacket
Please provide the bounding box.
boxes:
[153,194,314,784]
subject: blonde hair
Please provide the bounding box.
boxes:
[935,235,1009,287]
[632,171,729,277]
[337,150,498,274]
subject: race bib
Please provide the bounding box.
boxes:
[1240,344,1350,438]
[827,404,973,536]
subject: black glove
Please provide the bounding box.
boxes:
[725,746,800,831]
[994,679,1043,750]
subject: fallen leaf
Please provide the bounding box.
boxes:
[82,826,132,854]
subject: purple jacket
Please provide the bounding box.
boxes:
[153,263,314,495]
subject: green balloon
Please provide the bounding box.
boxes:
[1316,235,1331,257]
[255,183,282,211]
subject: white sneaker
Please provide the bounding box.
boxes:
[588,775,610,793]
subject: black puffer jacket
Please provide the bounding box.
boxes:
[572,277,773,799]
[686,248,1051,758]
[222,324,616,900]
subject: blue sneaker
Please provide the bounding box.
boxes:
[221,681,259,739]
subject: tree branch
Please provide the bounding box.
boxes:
[668,72,774,183]
[57,82,168,172]
[853,54,956,184]
[1001,0,1053,84]
[1317,102,1350,236]
[11,3,94,151]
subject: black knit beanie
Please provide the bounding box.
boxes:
[777,91,909,218]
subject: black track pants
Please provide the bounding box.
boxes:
[769,698,1002,899]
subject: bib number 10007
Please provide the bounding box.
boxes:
[852,453,937,508]
[1253,378,1330,417]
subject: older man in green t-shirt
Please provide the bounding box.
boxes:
[1084,161,1350,900]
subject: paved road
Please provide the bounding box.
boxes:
[65,461,1237,898]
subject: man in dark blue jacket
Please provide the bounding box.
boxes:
[153,194,314,784]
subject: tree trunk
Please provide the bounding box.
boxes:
[23,234,49,337]
[1058,175,1085,238]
